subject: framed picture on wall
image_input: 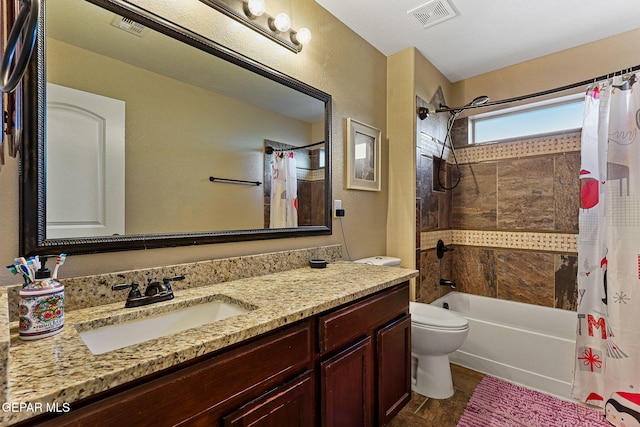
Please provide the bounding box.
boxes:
[346,118,381,191]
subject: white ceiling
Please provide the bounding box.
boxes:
[314,0,640,82]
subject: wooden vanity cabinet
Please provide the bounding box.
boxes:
[28,282,410,427]
[35,322,314,427]
[318,282,411,427]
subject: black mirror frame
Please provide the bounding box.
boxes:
[20,0,332,256]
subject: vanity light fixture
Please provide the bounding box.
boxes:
[291,27,312,45]
[199,0,311,53]
[244,0,265,18]
[269,13,291,32]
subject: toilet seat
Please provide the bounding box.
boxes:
[410,302,468,330]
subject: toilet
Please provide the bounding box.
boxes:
[353,255,402,267]
[354,256,469,399]
[410,301,469,399]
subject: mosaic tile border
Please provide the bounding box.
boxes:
[419,229,453,250]
[421,230,577,253]
[454,131,581,164]
[298,168,325,181]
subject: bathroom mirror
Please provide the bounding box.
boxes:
[20,0,332,255]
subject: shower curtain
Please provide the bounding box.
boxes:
[572,74,640,424]
[269,151,298,228]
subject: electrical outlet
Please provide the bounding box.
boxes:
[334,200,344,218]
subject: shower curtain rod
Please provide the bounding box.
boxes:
[436,63,640,113]
[264,141,324,154]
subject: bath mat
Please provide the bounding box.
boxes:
[457,376,610,427]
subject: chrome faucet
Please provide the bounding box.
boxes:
[112,275,185,308]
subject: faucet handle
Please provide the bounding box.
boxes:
[162,275,185,292]
[112,283,131,291]
[112,282,142,298]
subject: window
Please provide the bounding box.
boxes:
[469,94,584,144]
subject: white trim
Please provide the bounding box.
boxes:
[468,93,584,144]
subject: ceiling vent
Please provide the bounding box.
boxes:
[110,16,147,37]
[408,0,459,29]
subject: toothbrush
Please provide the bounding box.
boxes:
[15,257,34,280]
[26,259,37,277]
[17,264,34,284]
[6,265,30,286]
[52,253,67,280]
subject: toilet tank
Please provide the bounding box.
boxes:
[354,256,401,267]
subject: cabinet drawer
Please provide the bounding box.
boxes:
[223,371,315,427]
[318,282,409,354]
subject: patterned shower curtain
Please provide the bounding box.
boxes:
[269,151,298,228]
[572,74,640,425]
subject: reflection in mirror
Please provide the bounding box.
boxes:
[20,0,331,255]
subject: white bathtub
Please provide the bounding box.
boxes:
[431,292,576,399]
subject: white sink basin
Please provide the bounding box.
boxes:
[78,299,253,355]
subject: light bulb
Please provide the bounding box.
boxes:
[292,27,311,45]
[270,13,291,32]
[244,0,265,18]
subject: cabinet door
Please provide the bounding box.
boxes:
[223,371,314,427]
[377,315,412,426]
[320,337,374,427]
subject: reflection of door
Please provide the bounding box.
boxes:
[46,83,125,238]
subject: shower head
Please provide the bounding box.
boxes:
[467,95,490,107]
[417,95,491,120]
[446,95,491,113]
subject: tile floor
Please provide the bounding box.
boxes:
[389,364,485,427]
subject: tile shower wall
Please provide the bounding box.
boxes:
[416,104,580,310]
[416,94,454,303]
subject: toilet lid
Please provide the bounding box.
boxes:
[410,302,468,329]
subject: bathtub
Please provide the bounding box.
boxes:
[431,292,576,399]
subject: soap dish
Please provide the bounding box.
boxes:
[310,259,328,269]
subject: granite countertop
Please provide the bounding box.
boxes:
[3,262,417,425]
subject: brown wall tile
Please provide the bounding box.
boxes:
[496,250,555,307]
[452,246,496,297]
[555,254,578,310]
[497,158,555,230]
[452,163,497,229]
[554,153,580,232]
[417,249,453,303]
[417,154,439,230]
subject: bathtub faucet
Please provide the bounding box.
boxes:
[440,279,456,289]
[436,239,454,259]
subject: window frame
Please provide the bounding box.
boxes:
[468,93,584,145]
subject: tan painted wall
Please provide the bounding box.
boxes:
[414,51,454,110]
[0,0,388,285]
[386,47,452,270]
[452,27,640,113]
[386,48,416,269]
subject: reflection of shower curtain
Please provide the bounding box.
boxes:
[572,74,640,422]
[270,151,298,228]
